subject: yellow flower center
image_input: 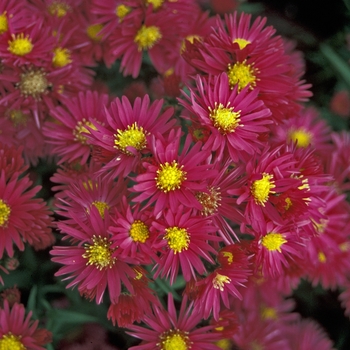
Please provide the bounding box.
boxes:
[0,12,8,35]
[48,1,70,17]
[227,60,257,91]
[261,306,277,320]
[116,4,131,21]
[91,201,110,219]
[8,110,28,126]
[288,128,312,148]
[73,119,97,144]
[251,173,276,206]
[114,122,148,155]
[196,186,221,216]
[222,251,233,265]
[233,38,251,49]
[83,235,115,270]
[284,197,292,210]
[146,0,164,9]
[180,34,201,53]
[18,69,49,99]
[87,24,103,41]
[156,161,187,192]
[213,273,231,291]
[0,200,11,227]
[52,47,72,67]
[318,251,326,263]
[160,329,189,350]
[312,218,328,234]
[164,226,190,254]
[8,33,33,56]
[216,339,232,350]
[208,102,241,134]
[129,220,149,243]
[0,333,26,350]
[134,25,162,51]
[261,233,287,253]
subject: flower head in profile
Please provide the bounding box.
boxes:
[126,293,222,350]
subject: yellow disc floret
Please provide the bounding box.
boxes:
[48,1,70,17]
[146,0,164,10]
[52,47,72,67]
[83,235,115,270]
[18,69,49,99]
[129,220,149,243]
[288,128,312,148]
[156,161,187,192]
[0,12,8,35]
[160,329,189,350]
[0,199,11,227]
[233,38,251,49]
[212,273,231,291]
[0,333,26,350]
[73,119,97,144]
[318,251,326,263]
[261,233,287,253]
[164,226,190,254]
[116,4,131,21]
[134,25,162,51]
[8,33,33,56]
[227,60,257,91]
[180,34,201,53]
[87,24,103,41]
[251,173,275,206]
[196,186,221,216]
[261,306,278,320]
[114,122,148,155]
[91,201,110,219]
[208,102,241,134]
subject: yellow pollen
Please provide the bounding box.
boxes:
[116,4,131,21]
[213,273,231,291]
[251,173,276,206]
[284,197,292,210]
[164,226,190,254]
[156,161,187,192]
[114,122,148,155]
[133,268,143,280]
[8,33,33,56]
[227,60,257,91]
[233,38,251,49]
[164,67,174,77]
[8,110,28,126]
[339,242,350,252]
[82,179,95,191]
[73,119,97,144]
[288,128,312,148]
[180,34,201,53]
[215,339,232,350]
[0,12,8,35]
[0,199,11,227]
[83,235,115,270]
[48,1,70,17]
[312,218,328,234]
[261,233,287,253]
[52,47,72,67]
[159,329,189,350]
[87,24,103,41]
[261,306,277,320]
[129,220,149,243]
[91,201,110,219]
[146,0,164,10]
[222,251,233,264]
[0,333,26,350]
[208,102,241,134]
[18,69,49,99]
[195,186,221,216]
[318,251,326,263]
[134,25,162,51]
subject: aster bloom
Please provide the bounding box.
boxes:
[132,129,218,216]
[126,293,222,350]
[0,0,32,35]
[43,90,109,165]
[109,197,158,265]
[152,206,220,284]
[87,94,175,178]
[51,207,137,304]
[180,72,272,162]
[0,301,52,350]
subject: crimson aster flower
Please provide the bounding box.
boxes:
[126,293,222,350]
[0,301,52,350]
[87,94,175,178]
[180,72,272,162]
[152,206,220,284]
[132,129,218,216]
[51,207,136,304]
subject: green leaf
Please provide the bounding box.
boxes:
[27,285,38,315]
[320,43,350,90]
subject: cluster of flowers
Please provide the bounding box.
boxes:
[1,0,350,349]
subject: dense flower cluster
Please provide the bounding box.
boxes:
[1,0,349,349]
